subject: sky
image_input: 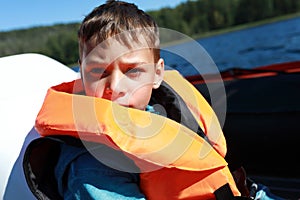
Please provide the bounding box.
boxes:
[0,0,187,32]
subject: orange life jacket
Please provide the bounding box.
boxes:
[33,70,241,199]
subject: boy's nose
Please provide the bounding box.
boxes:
[110,69,121,91]
[107,69,125,99]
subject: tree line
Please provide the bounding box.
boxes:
[149,0,300,35]
[1,0,300,67]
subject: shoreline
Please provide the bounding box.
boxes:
[161,12,300,47]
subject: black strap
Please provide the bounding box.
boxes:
[23,136,63,200]
[214,183,252,200]
[151,81,207,139]
[23,136,87,200]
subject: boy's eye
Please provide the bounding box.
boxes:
[89,68,108,78]
[128,68,141,73]
[126,68,143,78]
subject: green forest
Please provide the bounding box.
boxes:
[1,0,300,67]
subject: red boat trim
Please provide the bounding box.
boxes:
[185,60,300,85]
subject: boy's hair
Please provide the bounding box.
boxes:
[78,0,160,62]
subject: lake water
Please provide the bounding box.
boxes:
[161,16,300,76]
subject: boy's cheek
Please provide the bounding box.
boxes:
[83,72,102,82]
[84,82,105,98]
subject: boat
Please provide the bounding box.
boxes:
[186,61,300,199]
[0,53,78,199]
[2,53,299,199]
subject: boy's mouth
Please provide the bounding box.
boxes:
[119,104,133,108]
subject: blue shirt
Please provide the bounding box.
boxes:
[55,105,163,199]
[55,142,146,200]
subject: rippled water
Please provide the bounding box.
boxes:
[161,16,300,76]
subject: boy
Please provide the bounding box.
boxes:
[23,1,244,199]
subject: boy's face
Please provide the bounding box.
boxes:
[80,38,164,110]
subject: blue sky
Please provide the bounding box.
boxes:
[1,0,187,32]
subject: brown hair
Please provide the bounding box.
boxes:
[78,0,160,61]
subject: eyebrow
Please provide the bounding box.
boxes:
[122,61,147,66]
[83,62,108,70]
[121,61,153,70]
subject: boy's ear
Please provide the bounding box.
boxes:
[153,58,164,89]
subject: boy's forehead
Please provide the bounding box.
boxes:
[82,37,153,64]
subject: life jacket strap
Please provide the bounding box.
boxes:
[214,183,252,200]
